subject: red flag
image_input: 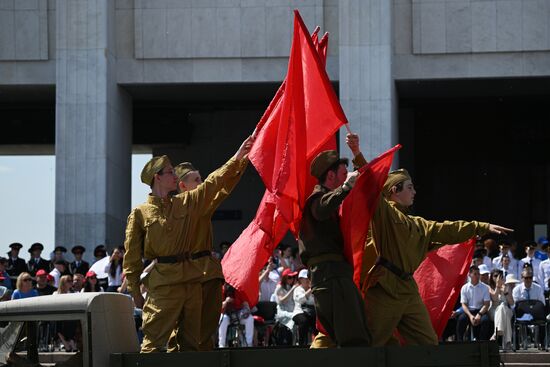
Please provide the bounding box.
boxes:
[414,238,476,338]
[340,145,401,286]
[223,11,343,305]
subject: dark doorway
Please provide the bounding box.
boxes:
[397,78,550,242]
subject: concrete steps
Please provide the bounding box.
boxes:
[499,351,550,367]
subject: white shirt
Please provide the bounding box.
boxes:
[104,262,122,286]
[520,256,542,286]
[483,256,493,271]
[49,268,61,288]
[292,285,315,314]
[460,281,490,310]
[512,282,545,304]
[539,259,550,291]
[492,254,519,276]
[259,276,278,302]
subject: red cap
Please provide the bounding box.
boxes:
[85,270,97,279]
[281,268,298,278]
[36,269,48,277]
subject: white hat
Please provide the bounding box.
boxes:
[478,264,490,275]
[505,273,519,284]
[298,269,308,279]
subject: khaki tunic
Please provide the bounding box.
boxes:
[123,157,247,352]
[353,153,490,346]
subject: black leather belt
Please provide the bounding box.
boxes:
[157,250,211,264]
[376,256,413,281]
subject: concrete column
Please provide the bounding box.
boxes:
[55,0,132,251]
[338,0,397,161]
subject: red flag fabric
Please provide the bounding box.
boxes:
[223,11,343,305]
[414,238,476,338]
[340,145,401,286]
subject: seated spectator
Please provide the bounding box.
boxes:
[82,271,104,292]
[292,269,316,346]
[258,257,279,302]
[104,247,123,292]
[35,269,57,296]
[54,275,74,295]
[493,240,519,276]
[274,269,299,331]
[218,284,254,347]
[279,244,298,272]
[512,268,545,304]
[457,266,492,341]
[72,273,85,293]
[0,257,13,290]
[521,241,543,286]
[478,264,490,285]
[538,241,550,296]
[498,254,519,280]
[488,269,515,349]
[49,260,68,288]
[11,272,39,300]
[475,240,493,271]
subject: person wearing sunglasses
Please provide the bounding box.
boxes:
[82,271,103,292]
[512,268,545,304]
[11,272,39,300]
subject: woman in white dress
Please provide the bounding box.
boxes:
[489,269,517,349]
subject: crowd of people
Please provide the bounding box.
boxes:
[446,236,550,349]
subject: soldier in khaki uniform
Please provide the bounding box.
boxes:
[299,150,371,348]
[346,134,512,346]
[123,136,253,353]
[167,161,243,351]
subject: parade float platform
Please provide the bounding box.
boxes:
[110,341,500,367]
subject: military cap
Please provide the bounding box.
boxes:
[174,162,197,180]
[310,150,349,180]
[71,245,86,254]
[140,155,172,185]
[28,242,44,253]
[94,245,107,258]
[9,243,23,250]
[383,169,412,197]
[54,246,67,253]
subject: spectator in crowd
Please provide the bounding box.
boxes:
[0,257,13,289]
[274,268,299,331]
[54,275,74,295]
[488,269,515,349]
[292,269,316,346]
[49,246,68,272]
[521,241,543,286]
[478,264,490,285]
[69,245,89,276]
[258,257,279,302]
[27,243,50,277]
[6,243,27,281]
[483,235,500,259]
[82,271,104,292]
[93,245,109,290]
[536,236,548,261]
[539,241,550,296]
[72,273,85,293]
[512,268,545,304]
[53,275,77,352]
[279,244,299,272]
[492,240,519,274]
[11,272,39,300]
[475,240,493,271]
[457,266,492,341]
[49,260,68,288]
[93,245,108,263]
[105,246,124,292]
[498,254,518,280]
[218,284,254,347]
[35,269,57,296]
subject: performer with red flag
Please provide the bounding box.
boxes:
[298,149,371,348]
[347,136,513,346]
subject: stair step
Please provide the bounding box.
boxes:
[500,352,550,363]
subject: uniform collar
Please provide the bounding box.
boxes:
[147,194,172,206]
[389,200,410,214]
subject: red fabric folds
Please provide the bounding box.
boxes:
[340,145,401,286]
[414,238,476,338]
[222,11,343,306]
